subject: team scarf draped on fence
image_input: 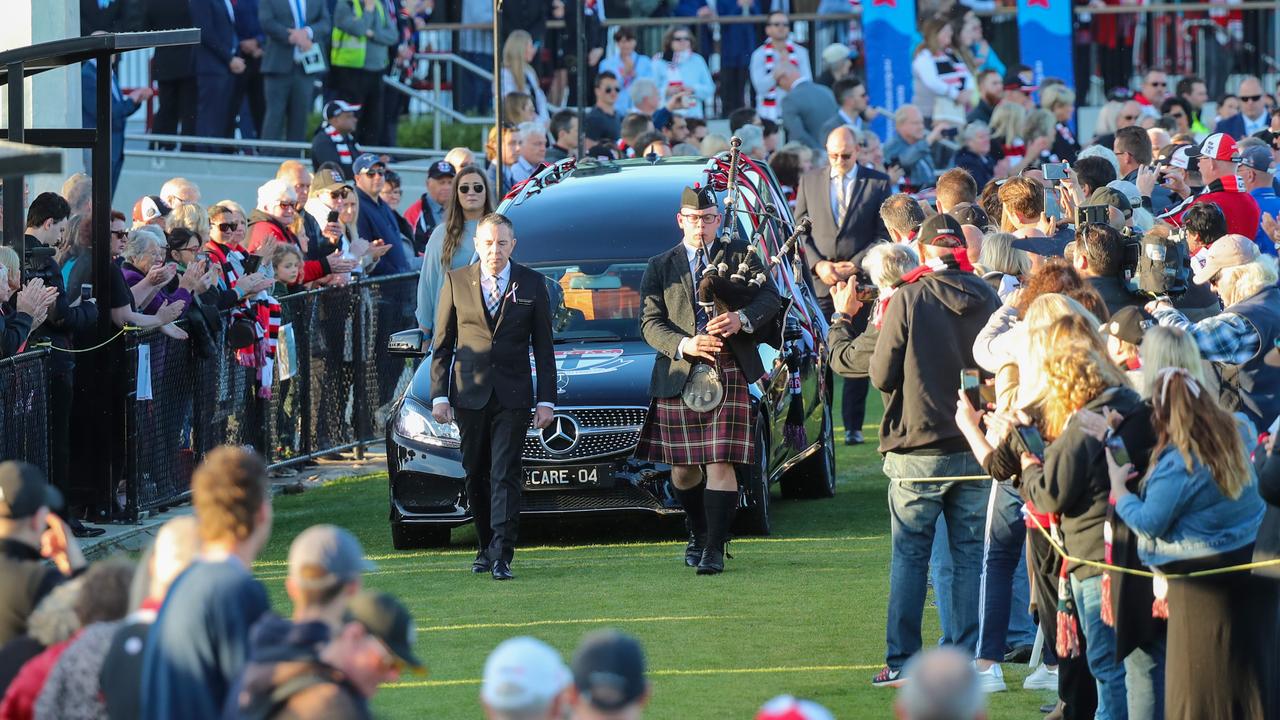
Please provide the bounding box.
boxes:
[237,296,283,399]
[760,42,800,115]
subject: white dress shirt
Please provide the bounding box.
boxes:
[433,261,553,410]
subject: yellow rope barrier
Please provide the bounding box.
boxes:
[28,325,142,354]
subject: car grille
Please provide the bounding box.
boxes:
[521,486,666,513]
[523,406,648,462]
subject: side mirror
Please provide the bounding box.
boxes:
[388,328,425,358]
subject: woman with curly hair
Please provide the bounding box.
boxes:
[1020,327,1166,720]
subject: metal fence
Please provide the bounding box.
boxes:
[120,272,417,521]
[0,349,51,476]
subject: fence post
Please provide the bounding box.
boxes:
[298,293,313,460]
[122,331,139,524]
[352,281,367,461]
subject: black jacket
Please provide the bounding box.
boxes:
[0,540,66,647]
[1252,447,1280,580]
[1087,275,1144,317]
[639,241,782,398]
[870,269,999,454]
[953,148,995,191]
[431,262,557,410]
[793,166,892,298]
[827,318,878,380]
[141,0,195,81]
[0,306,34,359]
[1021,386,1155,580]
[26,236,97,373]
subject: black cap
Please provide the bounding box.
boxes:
[323,99,361,120]
[680,184,718,211]
[918,213,966,248]
[948,203,990,230]
[0,461,62,519]
[346,591,426,674]
[572,630,647,711]
[427,161,456,180]
[1101,306,1155,346]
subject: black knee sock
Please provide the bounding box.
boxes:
[703,489,738,552]
[673,483,708,540]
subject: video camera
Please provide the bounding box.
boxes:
[1120,225,1191,299]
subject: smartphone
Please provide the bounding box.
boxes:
[1017,425,1047,459]
[1042,162,1069,181]
[80,283,92,302]
[195,252,208,264]
[855,283,879,302]
[327,210,340,224]
[1044,187,1063,220]
[942,127,959,140]
[1105,435,1131,466]
[961,368,981,410]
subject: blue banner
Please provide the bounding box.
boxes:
[862,0,917,140]
[1017,0,1075,92]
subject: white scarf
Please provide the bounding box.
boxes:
[761,41,799,110]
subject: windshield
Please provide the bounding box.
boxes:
[531,261,648,342]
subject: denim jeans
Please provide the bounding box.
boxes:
[884,451,989,669]
[1009,548,1039,648]
[930,516,955,644]
[1070,574,1166,720]
[976,480,1028,661]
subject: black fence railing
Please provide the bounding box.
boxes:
[121,272,418,521]
[0,348,51,476]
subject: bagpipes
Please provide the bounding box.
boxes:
[690,137,822,447]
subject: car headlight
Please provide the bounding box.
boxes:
[394,398,461,448]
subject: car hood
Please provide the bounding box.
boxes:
[408,340,656,408]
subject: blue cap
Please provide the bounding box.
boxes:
[353,153,385,175]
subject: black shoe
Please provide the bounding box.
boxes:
[471,553,491,574]
[491,560,514,581]
[1004,644,1034,664]
[69,518,105,538]
[850,430,865,444]
[696,546,725,575]
[684,537,705,567]
[844,431,855,445]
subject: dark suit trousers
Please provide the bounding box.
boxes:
[153,79,198,145]
[455,395,530,564]
[196,71,236,144]
[818,296,868,435]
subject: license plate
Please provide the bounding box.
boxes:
[524,464,611,490]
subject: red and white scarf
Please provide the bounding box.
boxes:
[896,246,974,287]
[237,295,283,399]
[322,121,356,174]
[760,41,800,118]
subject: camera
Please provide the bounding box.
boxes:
[1076,205,1110,227]
[1042,162,1068,181]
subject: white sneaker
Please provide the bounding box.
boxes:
[975,662,1007,693]
[1022,663,1059,691]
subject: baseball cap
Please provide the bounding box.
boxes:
[132,195,171,224]
[1106,180,1143,212]
[0,461,62,519]
[756,695,836,720]
[918,213,965,248]
[1185,132,1239,162]
[309,168,353,198]
[427,160,457,180]
[571,630,647,712]
[1089,186,1133,219]
[353,153,385,175]
[481,637,571,712]
[1238,145,1273,172]
[1101,306,1155,346]
[1193,233,1260,285]
[323,99,361,120]
[1157,143,1195,170]
[287,524,376,590]
[821,42,856,67]
[1003,66,1037,93]
[346,591,426,674]
[948,202,990,230]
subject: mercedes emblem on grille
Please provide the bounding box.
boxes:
[539,414,580,455]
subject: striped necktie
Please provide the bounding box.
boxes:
[486,275,503,316]
[693,249,708,334]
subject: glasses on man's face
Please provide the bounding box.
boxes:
[828,152,853,161]
[364,168,386,177]
[673,36,691,42]
[680,212,721,226]
[329,188,351,200]
[1241,94,1263,103]
[458,183,485,195]
[602,86,620,94]
[110,230,127,240]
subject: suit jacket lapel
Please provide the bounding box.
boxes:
[673,246,694,301]
[838,174,865,232]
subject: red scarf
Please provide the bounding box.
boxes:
[760,41,799,111]
[896,247,974,286]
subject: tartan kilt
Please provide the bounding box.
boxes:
[634,351,753,466]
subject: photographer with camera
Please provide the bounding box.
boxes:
[21,193,100,536]
[1072,222,1145,314]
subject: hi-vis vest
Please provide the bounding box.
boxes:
[330,0,385,69]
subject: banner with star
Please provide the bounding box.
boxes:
[1017,0,1074,94]
[862,0,917,140]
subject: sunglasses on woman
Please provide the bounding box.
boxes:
[458,183,486,194]
[217,221,242,232]
[329,188,351,200]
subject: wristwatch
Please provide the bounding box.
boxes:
[830,312,851,325]
[736,310,754,333]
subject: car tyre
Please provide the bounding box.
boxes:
[391,520,451,549]
[781,402,837,499]
[734,417,772,536]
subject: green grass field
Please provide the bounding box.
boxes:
[254,388,1055,718]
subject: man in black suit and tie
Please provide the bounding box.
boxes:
[430,213,557,581]
[794,126,892,445]
[634,186,782,575]
[190,0,246,141]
